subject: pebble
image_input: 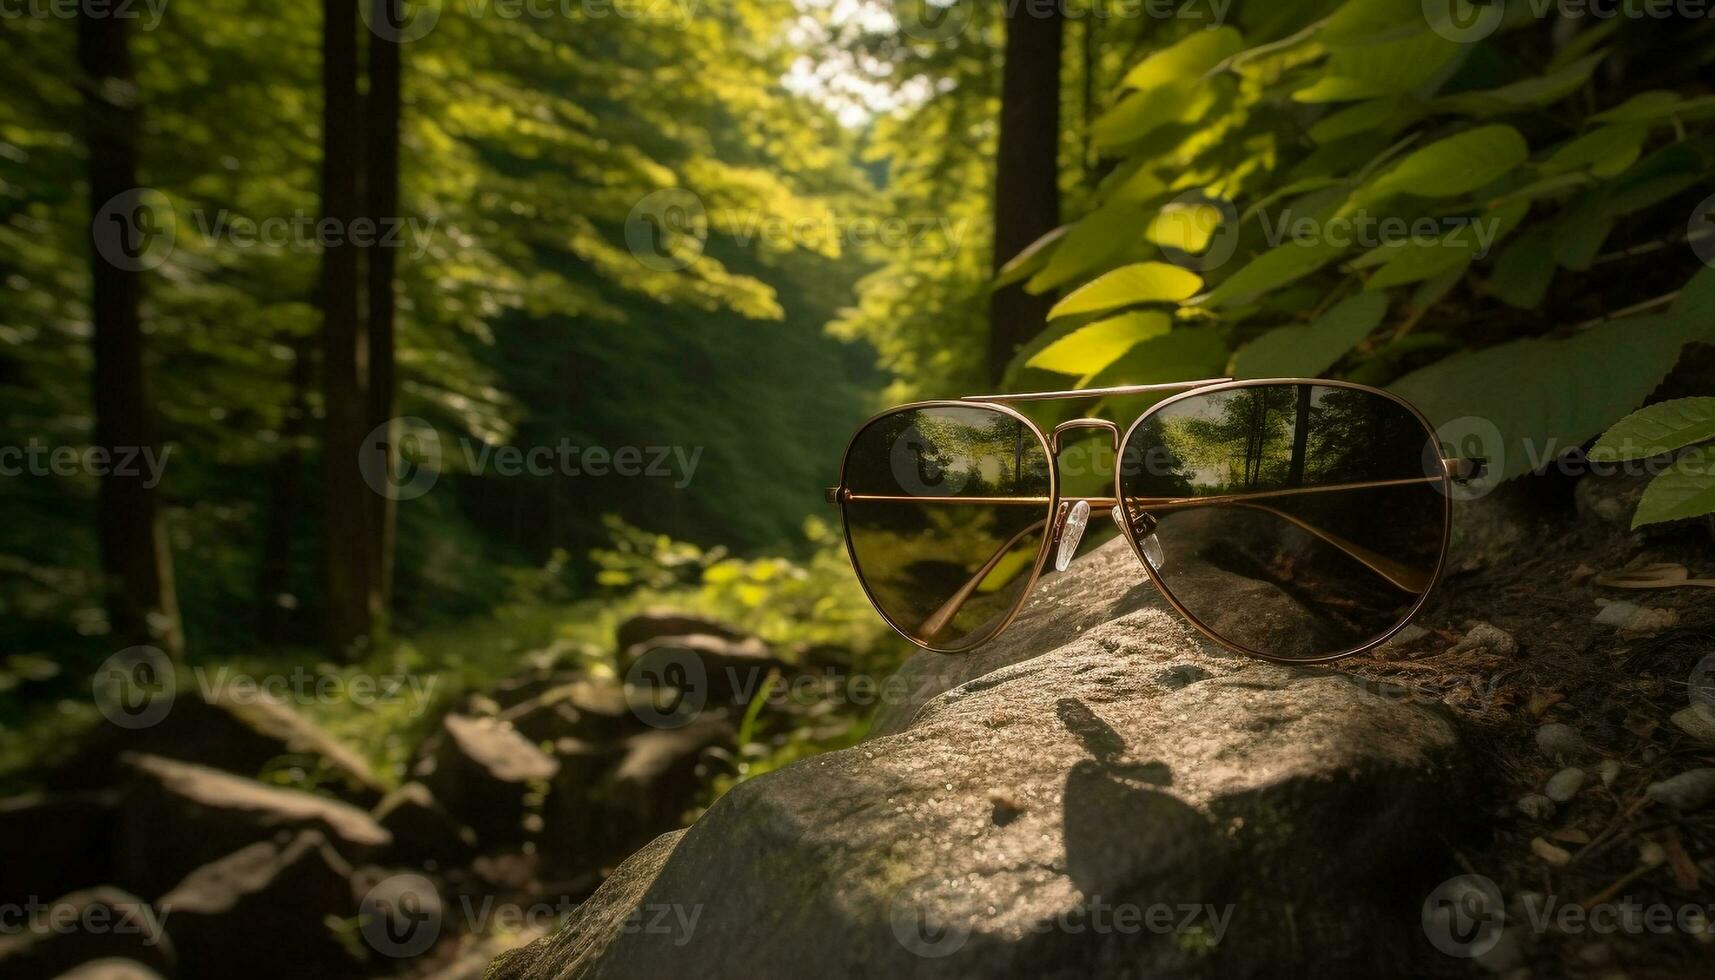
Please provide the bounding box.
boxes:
[1545,767,1586,803]
[1597,758,1622,787]
[1449,621,1519,656]
[1594,599,1678,633]
[1644,769,1715,811]
[1154,664,1212,690]
[1536,722,1586,760]
[1373,624,1430,657]
[1672,707,1715,743]
[1516,794,1555,819]
[1531,836,1572,866]
[1577,943,1613,966]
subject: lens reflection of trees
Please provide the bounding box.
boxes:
[1122,388,1441,656]
[845,407,1051,644]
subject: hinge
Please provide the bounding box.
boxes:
[1445,457,1488,484]
[824,486,843,505]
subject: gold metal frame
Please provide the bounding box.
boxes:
[831,378,1466,663]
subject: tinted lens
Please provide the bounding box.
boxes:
[1117,383,1447,660]
[841,405,1053,651]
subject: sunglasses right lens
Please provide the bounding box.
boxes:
[841,405,1053,651]
[1117,383,1448,660]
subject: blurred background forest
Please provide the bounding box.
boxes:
[2,0,1715,973]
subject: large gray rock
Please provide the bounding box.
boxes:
[0,791,117,908]
[117,753,390,897]
[158,831,363,979]
[47,690,386,805]
[414,713,560,847]
[0,887,173,980]
[487,538,1470,979]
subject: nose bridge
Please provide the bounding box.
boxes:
[1049,417,1119,456]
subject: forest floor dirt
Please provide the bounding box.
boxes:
[1335,471,1715,979]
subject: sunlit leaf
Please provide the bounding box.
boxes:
[1361,125,1528,203]
[1230,291,1389,379]
[1025,311,1171,376]
[1047,262,1202,321]
[1633,448,1715,528]
[1590,398,1715,461]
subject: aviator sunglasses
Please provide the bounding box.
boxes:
[826,378,1485,663]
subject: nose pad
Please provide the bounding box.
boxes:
[1053,499,1091,572]
[1112,507,1167,570]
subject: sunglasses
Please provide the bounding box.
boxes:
[826,377,1485,663]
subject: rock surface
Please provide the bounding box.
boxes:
[0,886,174,980]
[117,753,390,897]
[488,538,1470,979]
[414,714,560,847]
[158,830,361,979]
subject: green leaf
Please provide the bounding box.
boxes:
[993,225,1070,290]
[1544,124,1647,179]
[1028,203,1143,293]
[1047,262,1202,321]
[1590,398,1715,461]
[1230,291,1389,379]
[1590,90,1684,124]
[1633,448,1715,528]
[1093,84,1197,149]
[1145,201,1224,254]
[1433,53,1606,117]
[1489,230,1556,309]
[1298,31,1464,104]
[1197,239,1346,310]
[1362,125,1529,203]
[1084,327,1231,391]
[1025,311,1172,377]
[1360,199,1528,289]
[1121,27,1243,90]
[1392,305,1713,485]
[1551,204,1612,271]
[1309,98,1416,144]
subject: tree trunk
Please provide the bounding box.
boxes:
[365,0,403,620]
[78,8,183,657]
[320,0,373,655]
[987,1,1064,384]
[256,336,311,644]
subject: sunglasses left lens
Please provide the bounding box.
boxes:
[840,404,1054,651]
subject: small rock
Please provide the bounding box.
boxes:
[373,782,476,867]
[1638,840,1667,867]
[1594,599,1678,633]
[56,960,168,980]
[1531,836,1572,866]
[1645,769,1715,811]
[1545,767,1586,803]
[1373,624,1431,657]
[1449,622,1518,656]
[1577,943,1614,966]
[1672,707,1715,743]
[615,609,747,652]
[0,887,173,979]
[1516,794,1556,819]
[1153,664,1212,689]
[1597,759,1622,787]
[414,713,560,846]
[160,831,362,979]
[1536,722,1586,760]
[1570,564,1598,585]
